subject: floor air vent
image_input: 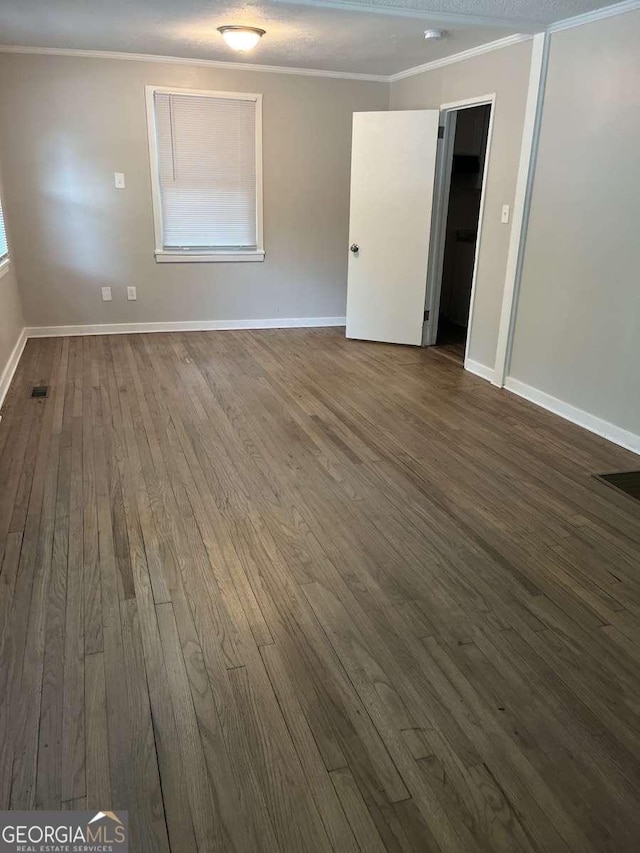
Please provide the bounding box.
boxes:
[31,385,49,399]
[593,471,640,503]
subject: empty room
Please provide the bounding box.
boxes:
[0,0,639,849]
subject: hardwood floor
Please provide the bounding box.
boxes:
[1,327,640,851]
[434,320,466,367]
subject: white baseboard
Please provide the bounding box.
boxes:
[0,327,28,411]
[504,376,640,455]
[25,316,347,338]
[2,317,344,413]
[464,358,494,383]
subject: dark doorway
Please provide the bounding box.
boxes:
[435,103,491,364]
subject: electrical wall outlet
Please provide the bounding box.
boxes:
[101,286,112,302]
[114,172,125,189]
[127,286,137,301]
[501,204,510,224]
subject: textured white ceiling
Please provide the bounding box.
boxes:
[287,0,627,26]
[0,0,628,76]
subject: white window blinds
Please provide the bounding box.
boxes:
[0,195,8,261]
[153,91,259,252]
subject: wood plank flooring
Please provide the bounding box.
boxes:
[1,327,640,851]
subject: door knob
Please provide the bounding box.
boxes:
[350,243,359,253]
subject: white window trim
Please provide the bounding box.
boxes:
[145,85,265,263]
[0,257,10,280]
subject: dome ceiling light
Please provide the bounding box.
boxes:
[217,26,266,52]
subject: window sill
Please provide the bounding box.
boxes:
[0,258,10,280]
[155,250,265,264]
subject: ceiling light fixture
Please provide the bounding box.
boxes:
[217,26,266,52]
[424,29,446,40]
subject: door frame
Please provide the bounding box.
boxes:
[423,93,496,369]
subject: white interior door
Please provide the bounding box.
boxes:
[346,109,440,346]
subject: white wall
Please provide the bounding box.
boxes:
[390,39,533,371]
[2,25,638,450]
[509,10,640,441]
[0,54,388,328]
[0,164,25,406]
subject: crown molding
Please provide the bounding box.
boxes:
[0,37,537,83]
[388,33,533,81]
[549,0,640,32]
[0,45,388,82]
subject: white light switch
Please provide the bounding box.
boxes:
[501,204,510,224]
[114,172,125,189]
[127,286,137,301]
[101,286,112,302]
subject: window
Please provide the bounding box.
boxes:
[146,87,264,263]
[0,193,9,269]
